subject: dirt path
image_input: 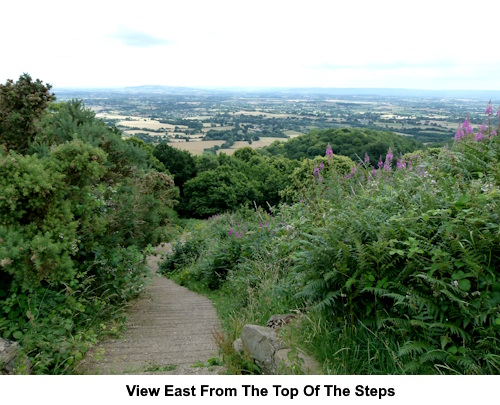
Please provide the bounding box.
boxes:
[78,243,224,375]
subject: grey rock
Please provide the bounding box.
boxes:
[239,324,322,375]
[275,348,322,375]
[0,338,31,375]
[241,324,286,374]
[233,338,243,354]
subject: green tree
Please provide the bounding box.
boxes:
[0,73,55,153]
[182,165,258,217]
[153,142,197,190]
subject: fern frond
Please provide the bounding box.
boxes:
[398,340,434,356]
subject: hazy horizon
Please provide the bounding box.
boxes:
[3,0,500,91]
[53,85,500,101]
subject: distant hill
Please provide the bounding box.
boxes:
[54,85,500,101]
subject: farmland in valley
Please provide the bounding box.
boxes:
[56,86,500,154]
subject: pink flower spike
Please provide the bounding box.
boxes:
[486,100,493,115]
[326,143,333,157]
[313,164,320,177]
[386,147,393,162]
[454,126,464,142]
[462,118,473,134]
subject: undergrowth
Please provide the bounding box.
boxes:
[160,102,500,374]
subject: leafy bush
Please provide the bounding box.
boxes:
[0,75,178,374]
[163,102,500,374]
[160,235,206,274]
[180,150,298,217]
[0,74,55,153]
[289,121,500,374]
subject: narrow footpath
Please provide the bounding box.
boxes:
[78,243,224,375]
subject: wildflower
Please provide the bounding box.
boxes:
[378,156,383,169]
[492,130,497,137]
[475,125,486,141]
[386,147,393,162]
[319,162,324,170]
[222,249,226,253]
[347,166,356,179]
[454,126,464,142]
[318,176,323,182]
[326,143,333,157]
[462,117,473,134]
[396,158,406,170]
[371,168,377,178]
[228,228,234,237]
[364,152,370,165]
[313,164,320,177]
[486,100,493,116]
[383,147,393,172]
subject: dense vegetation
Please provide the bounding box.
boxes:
[3,73,499,376]
[150,127,422,219]
[161,103,500,374]
[259,127,423,162]
[0,74,179,373]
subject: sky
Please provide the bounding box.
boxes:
[1,0,499,90]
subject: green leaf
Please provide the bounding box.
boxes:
[458,279,471,292]
[451,271,466,280]
[455,195,470,208]
[447,345,458,355]
[495,317,500,326]
[12,330,23,340]
[345,277,357,289]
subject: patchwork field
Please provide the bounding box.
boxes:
[169,140,225,154]
[167,137,287,156]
